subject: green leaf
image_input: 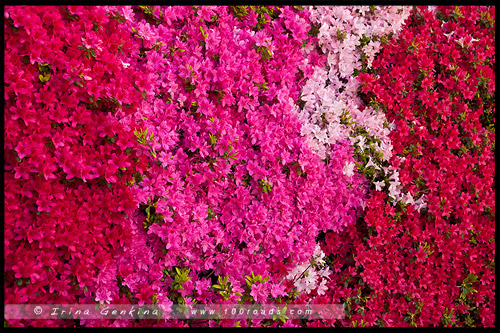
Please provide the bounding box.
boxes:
[39,73,51,83]
[209,133,217,146]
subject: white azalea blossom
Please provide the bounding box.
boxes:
[342,161,356,177]
[373,180,385,191]
[286,245,331,296]
[365,156,381,170]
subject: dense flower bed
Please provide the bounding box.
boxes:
[3,5,495,328]
[319,5,495,328]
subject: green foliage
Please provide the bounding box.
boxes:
[308,23,321,37]
[78,44,97,59]
[165,45,186,58]
[380,35,390,45]
[126,171,144,187]
[254,81,269,91]
[441,308,455,326]
[336,28,347,41]
[207,207,215,220]
[404,300,423,327]
[161,267,192,291]
[272,306,289,323]
[450,6,465,21]
[141,196,165,230]
[173,267,192,290]
[235,6,279,30]
[359,34,371,47]
[212,275,241,300]
[183,78,196,92]
[134,127,153,145]
[245,272,270,287]
[242,172,253,187]
[459,273,478,302]
[199,25,208,38]
[292,161,306,177]
[39,73,51,83]
[407,38,420,54]
[208,132,218,147]
[340,109,356,126]
[37,63,52,83]
[133,127,158,159]
[478,9,494,30]
[352,319,367,327]
[232,6,249,18]
[136,6,163,26]
[320,113,329,125]
[255,45,272,61]
[222,141,238,160]
[139,5,157,17]
[258,179,272,193]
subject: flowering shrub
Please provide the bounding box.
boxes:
[4,6,159,327]
[296,6,419,208]
[4,5,495,328]
[297,6,410,158]
[109,7,367,325]
[317,5,495,328]
[4,5,366,328]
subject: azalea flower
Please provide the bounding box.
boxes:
[95,288,112,304]
[373,180,385,191]
[342,161,356,177]
[365,156,381,170]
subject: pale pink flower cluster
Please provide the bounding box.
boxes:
[298,6,411,158]
[296,6,416,207]
[286,244,331,296]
